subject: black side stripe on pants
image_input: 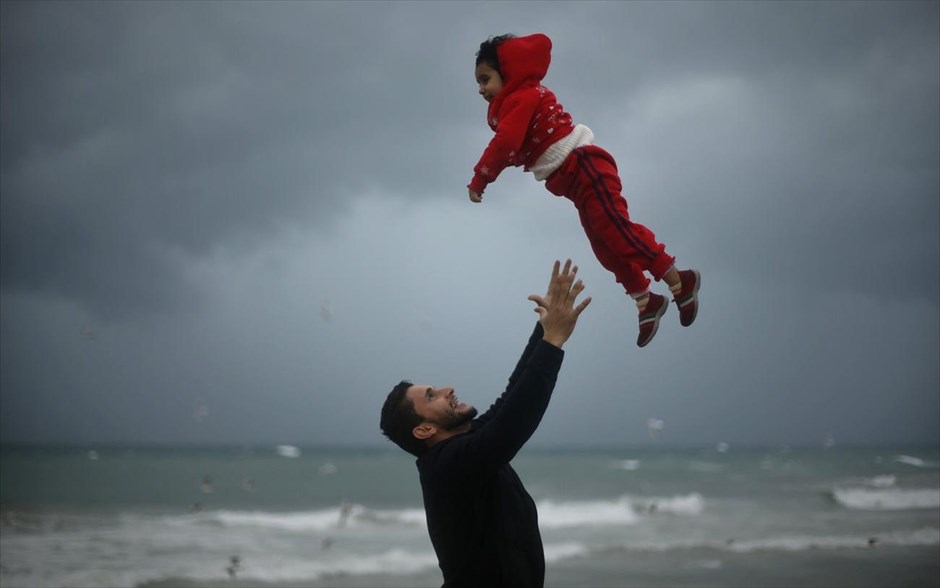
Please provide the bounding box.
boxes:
[575,149,657,261]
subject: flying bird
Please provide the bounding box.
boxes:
[647,418,664,440]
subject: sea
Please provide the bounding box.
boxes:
[1,444,938,588]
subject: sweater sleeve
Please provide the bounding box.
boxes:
[474,322,544,426]
[467,87,541,194]
[432,333,564,483]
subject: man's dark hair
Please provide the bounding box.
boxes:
[475,34,515,72]
[380,380,427,457]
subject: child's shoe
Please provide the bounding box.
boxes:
[636,293,668,348]
[671,269,701,327]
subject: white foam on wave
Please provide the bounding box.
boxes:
[192,504,427,532]
[725,527,940,553]
[177,544,582,586]
[232,548,439,583]
[20,549,441,588]
[165,492,706,537]
[599,527,940,555]
[9,569,166,588]
[536,493,704,528]
[275,444,301,458]
[640,493,706,516]
[212,509,341,531]
[543,541,590,562]
[866,475,896,488]
[893,454,938,468]
[166,492,705,537]
[536,497,639,529]
[832,487,940,511]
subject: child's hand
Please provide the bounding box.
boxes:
[468,189,483,203]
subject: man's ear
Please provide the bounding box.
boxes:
[412,423,436,440]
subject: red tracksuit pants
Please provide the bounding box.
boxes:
[544,145,675,296]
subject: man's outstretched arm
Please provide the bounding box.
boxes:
[477,260,589,425]
[440,260,591,478]
[473,321,544,427]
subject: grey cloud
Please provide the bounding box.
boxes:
[1,2,482,319]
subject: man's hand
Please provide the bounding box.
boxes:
[527,259,592,348]
[468,189,483,203]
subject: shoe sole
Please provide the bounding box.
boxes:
[680,269,701,327]
[638,301,668,348]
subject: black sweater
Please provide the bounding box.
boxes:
[416,323,564,588]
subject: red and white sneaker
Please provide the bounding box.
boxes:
[637,293,668,348]
[673,269,701,327]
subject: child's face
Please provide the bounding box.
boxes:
[475,63,503,103]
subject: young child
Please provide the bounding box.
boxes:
[468,33,701,347]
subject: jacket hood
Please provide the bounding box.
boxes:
[497,33,552,90]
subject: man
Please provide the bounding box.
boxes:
[380,259,591,587]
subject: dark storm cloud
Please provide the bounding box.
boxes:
[1,1,481,318]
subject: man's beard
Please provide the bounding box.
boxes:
[436,406,479,432]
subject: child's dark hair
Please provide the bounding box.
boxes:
[476,34,515,72]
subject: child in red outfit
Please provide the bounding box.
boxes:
[468,33,701,347]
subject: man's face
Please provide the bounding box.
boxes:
[407,384,478,432]
[475,63,504,103]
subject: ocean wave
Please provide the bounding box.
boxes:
[543,541,590,562]
[830,487,940,511]
[164,504,427,533]
[893,454,939,469]
[866,475,896,488]
[536,498,639,529]
[588,527,940,556]
[164,493,706,534]
[2,548,441,588]
[609,459,640,470]
[642,493,706,516]
[216,548,439,583]
[722,527,940,553]
[211,509,348,531]
[536,493,704,528]
[8,528,937,588]
[20,543,588,588]
[123,544,587,587]
[687,460,724,473]
[275,444,301,458]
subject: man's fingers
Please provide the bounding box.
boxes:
[544,261,586,301]
[551,260,575,295]
[571,279,585,303]
[553,259,572,281]
[562,264,577,288]
[528,295,548,319]
[572,279,585,298]
[547,260,564,298]
[574,296,592,316]
[528,295,546,307]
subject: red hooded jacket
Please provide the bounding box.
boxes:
[468,34,576,194]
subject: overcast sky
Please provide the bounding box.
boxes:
[1,1,937,449]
